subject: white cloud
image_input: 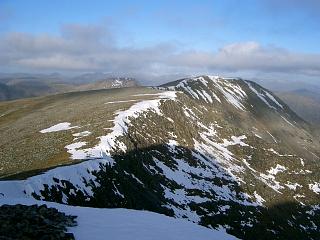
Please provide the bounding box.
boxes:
[1,23,320,82]
[169,41,320,75]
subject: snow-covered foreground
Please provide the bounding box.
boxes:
[0,198,237,240]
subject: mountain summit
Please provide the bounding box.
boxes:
[0,76,319,239]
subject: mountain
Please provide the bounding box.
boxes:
[0,73,139,101]
[0,76,319,239]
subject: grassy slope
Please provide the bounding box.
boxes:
[0,87,161,178]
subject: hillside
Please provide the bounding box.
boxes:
[0,76,319,239]
[0,87,160,177]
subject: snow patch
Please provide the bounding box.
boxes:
[267,164,287,175]
[285,182,302,191]
[105,99,140,104]
[223,135,249,147]
[65,142,88,160]
[309,182,320,194]
[40,122,78,133]
[253,191,265,206]
[73,131,91,137]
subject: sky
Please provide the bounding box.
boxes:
[0,0,320,84]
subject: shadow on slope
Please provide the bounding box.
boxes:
[27,144,320,240]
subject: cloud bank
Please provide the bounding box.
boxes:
[1,23,320,83]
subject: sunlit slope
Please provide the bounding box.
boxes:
[0,87,162,177]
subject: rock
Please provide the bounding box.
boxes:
[0,204,77,240]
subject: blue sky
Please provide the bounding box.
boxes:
[1,0,320,82]
[2,0,319,52]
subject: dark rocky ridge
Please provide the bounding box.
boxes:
[0,204,77,240]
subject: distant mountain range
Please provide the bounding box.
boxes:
[0,73,139,101]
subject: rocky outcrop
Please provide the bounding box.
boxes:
[0,204,77,240]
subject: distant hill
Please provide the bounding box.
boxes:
[252,78,320,93]
[72,78,138,91]
[277,89,320,127]
[0,73,139,101]
[0,82,25,100]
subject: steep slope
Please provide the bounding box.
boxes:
[0,76,319,239]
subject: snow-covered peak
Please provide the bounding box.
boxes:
[160,75,291,114]
[162,75,247,110]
